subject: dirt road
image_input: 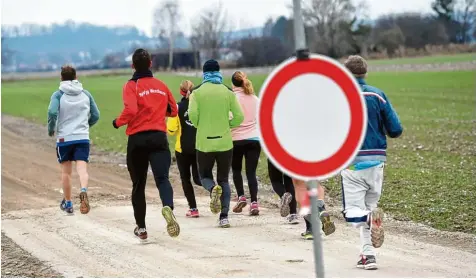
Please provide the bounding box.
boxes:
[2,115,476,277]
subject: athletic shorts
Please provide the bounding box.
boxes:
[56,143,90,163]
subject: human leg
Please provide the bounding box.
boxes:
[176,151,198,210]
[73,143,91,214]
[197,150,221,215]
[126,135,150,230]
[365,164,385,249]
[231,142,247,213]
[148,132,179,238]
[216,149,233,227]
[57,145,74,213]
[244,141,261,215]
[190,153,202,186]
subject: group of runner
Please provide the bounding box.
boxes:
[47,48,402,270]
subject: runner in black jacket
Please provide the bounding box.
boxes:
[167,80,202,218]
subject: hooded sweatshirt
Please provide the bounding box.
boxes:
[47,80,100,146]
[231,87,259,141]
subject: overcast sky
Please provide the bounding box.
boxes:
[2,0,434,36]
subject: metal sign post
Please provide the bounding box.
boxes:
[292,0,325,277]
[307,180,325,278]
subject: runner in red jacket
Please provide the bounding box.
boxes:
[113,48,179,240]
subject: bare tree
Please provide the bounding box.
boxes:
[455,0,475,43]
[191,1,230,60]
[301,0,358,57]
[153,0,181,70]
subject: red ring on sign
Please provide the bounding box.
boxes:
[259,58,364,178]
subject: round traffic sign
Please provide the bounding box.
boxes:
[257,54,367,181]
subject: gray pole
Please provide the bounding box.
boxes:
[292,1,325,277]
[292,0,306,50]
[307,180,325,278]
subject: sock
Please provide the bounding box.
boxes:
[317,199,326,212]
[219,213,227,220]
[65,200,73,207]
[305,218,312,232]
[81,187,87,192]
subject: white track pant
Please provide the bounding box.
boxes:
[341,163,384,256]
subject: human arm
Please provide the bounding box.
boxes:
[165,87,178,117]
[188,93,199,126]
[229,93,244,128]
[381,93,403,138]
[167,105,180,136]
[47,91,61,136]
[84,90,100,127]
[114,81,137,128]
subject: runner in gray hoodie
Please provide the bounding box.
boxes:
[47,65,100,215]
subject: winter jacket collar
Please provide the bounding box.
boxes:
[130,70,153,81]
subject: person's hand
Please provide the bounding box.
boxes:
[48,131,55,137]
[112,119,119,129]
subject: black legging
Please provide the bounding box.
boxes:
[232,140,261,202]
[267,159,297,214]
[175,151,201,209]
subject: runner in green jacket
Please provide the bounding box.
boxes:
[188,59,244,228]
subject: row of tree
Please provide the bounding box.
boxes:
[153,0,475,69]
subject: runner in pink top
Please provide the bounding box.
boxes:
[230,71,261,216]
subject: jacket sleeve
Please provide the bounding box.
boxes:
[381,92,403,138]
[167,105,180,136]
[47,91,62,136]
[115,81,138,127]
[165,87,178,117]
[229,93,244,128]
[188,93,199,126]
[84,90,100,127]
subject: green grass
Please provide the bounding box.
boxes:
[367,53,475,65]
[2,71,475,234]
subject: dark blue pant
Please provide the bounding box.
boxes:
[197,149,232,218]
[127,131,173,229]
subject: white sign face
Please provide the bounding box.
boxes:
[258,54,367,181]
[273,73,351,163]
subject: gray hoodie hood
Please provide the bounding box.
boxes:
[59,80,84,95]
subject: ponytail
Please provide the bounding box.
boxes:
[232,71,255,95]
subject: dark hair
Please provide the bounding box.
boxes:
[61,65,76,81]
[132,48,151,72]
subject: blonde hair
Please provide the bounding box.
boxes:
[232,71,254,95]
[180,80,194,93]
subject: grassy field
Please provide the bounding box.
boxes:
[2,70,475,234]
[367,53,475,65]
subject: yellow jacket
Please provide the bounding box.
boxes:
[167,116,182,153]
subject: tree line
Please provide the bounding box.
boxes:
[155,0,475,69]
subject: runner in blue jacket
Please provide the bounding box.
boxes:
[341,55,403,270]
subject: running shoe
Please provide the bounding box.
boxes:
[210,185,223,215]
[219,217,231,228]
[356,255,378,270]
[79,191,90,214]
[249,201,259,216]
[280,192,292,217]
[162,206,180,237]
[60,199,74,214]
[134,227,148,240]
[287,214,299,224]
[369,208,384,248]
[301,230,313,240]
[320,211,336,236]
[186,208,200,218]
[233,195,247,213]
